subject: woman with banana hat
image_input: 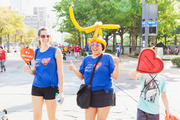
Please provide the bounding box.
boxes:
[69,6,120,120]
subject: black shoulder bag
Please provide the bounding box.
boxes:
[77,54,103,109]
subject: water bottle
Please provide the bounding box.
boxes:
[55,93,61,103]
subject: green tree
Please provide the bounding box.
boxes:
[64,34,78,45]
[53,0,120,48]
[0,7,25,52]
[53,0,179,55]
[25,28,37,46]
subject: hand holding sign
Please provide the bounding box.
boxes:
[136,48,164,74]
[165,110,179,120]
[20,48,34,64]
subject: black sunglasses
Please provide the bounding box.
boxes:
[40,35,50,38]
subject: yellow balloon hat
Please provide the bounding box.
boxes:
[89,37,106,46]
[88,27,106,46]
[69,6,120,46]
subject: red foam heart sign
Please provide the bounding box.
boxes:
[20,48,34,64]
[165,110,179,120]
[136,48,164,74]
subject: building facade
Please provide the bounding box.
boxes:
[24,7,50,31]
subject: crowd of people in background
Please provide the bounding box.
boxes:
[56,44,91,61]
[164,46,179,55]
[57,44,81,61]
[150,42,179,55]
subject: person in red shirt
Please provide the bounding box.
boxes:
[71,45,75,55]
[0,46,6,72]
[74,44,81,61]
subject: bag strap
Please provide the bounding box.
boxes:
[34,48,39,60]
[88,54,103,85]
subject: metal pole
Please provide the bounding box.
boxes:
[145,23,148,48]
[142,0,148,48]
[142,0,145,4]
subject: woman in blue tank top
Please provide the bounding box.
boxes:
[23,28,64,120]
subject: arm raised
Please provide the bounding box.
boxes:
[69,61,84,80]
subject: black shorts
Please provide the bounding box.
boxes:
[117,53,121,57]
[31,85,59,100]
[90,90,116,108]
[137,108,159,120]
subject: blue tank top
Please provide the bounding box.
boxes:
[79,54,115,92]
[33,47,58,88]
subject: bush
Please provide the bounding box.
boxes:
[171,57,180,68]
[81,48,87,57]
[105,49,116,54]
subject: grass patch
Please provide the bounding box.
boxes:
[171,57,180,68]
[129,55,138,58]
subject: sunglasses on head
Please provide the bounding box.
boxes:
[90,43,100,47]
[40,35,50,38]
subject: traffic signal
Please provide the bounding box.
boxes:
[142,27,145,34]
[149,27,156,34]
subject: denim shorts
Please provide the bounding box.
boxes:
[137,108,159,120]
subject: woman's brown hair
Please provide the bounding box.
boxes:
[38,28,47,47]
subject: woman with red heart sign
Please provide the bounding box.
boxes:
[23,28,64,120]
[128,48,171,120]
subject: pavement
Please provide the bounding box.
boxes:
[0,53,180,120]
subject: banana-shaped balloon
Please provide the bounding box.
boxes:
[69,6,120,46]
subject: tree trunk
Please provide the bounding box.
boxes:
[136,35,138,46]
[81,32,84,47]
[113,30,116,52]
[131,27,136,55]
[105,35,109,49]
[20,36,23,48]
[152,36,155,44]
[174,36,177,45]
[7,35,10,53]
[23,37,26,47]
[15,33,17,47]
[78,31,81,47]
[139,35,142,53]
[85,33,87,46]
[129,35,132,46]
[155,37,157,45]
[118,27,124,54]
[165,36,167,46]
[120,27,124,48]
[105,31,112,49]
[0,28,3,46]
